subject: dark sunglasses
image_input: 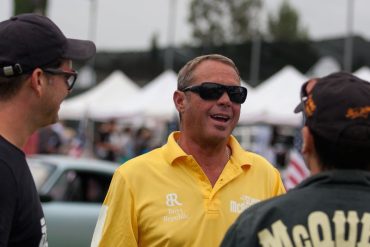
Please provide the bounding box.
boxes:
[43,68,78,90]
[181,82,248,104]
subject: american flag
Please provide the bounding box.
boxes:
[283,130,310,190]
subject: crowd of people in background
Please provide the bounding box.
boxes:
[22,118,310,194]
[23,119,159,164]
[94,119,156,163]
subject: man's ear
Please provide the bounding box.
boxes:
[301,126,313,155]
[29,68,44,97]
[301,126,322,174]
[173,90,186,113]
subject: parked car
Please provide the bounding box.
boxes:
[27,154,118,247]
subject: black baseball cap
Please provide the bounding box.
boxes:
[294,72,370,147]
[0,13,96,77]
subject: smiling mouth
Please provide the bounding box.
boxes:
[210,114,231,122]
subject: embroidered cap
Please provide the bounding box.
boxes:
[294,72,370,147]
[0,13,96,77]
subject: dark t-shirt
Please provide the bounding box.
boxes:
[0,136,48,247]
[221,170,370,247]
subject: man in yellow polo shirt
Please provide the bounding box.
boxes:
[91,54,286,247]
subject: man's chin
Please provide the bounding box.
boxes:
[206,130,230,144]
[42,115,58,128]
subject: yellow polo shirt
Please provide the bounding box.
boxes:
[91,132,286,247]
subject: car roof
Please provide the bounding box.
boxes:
[27,154,119,173]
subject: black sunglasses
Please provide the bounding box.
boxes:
[43,68,78,90]
[181,82,248,104]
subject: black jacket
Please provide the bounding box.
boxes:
[221,170,370,247]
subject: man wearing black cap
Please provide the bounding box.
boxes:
[221,72,370,247]
[0,13,95,246]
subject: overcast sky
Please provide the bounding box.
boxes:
[1,0,370,51]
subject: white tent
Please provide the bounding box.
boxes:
[239,66,308,126]
[241,80,255,95]
[59,70,139,120]
[306,56,340,77]
[354,66,370,82]
[94,70,179,120]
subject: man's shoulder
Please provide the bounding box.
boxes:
[116,147,165,173]
[230,136,276,168]
[0,136,26,177]
[237,150,278,172]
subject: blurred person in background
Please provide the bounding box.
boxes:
[37,125,62,154]
[115,126,135,163]
[95,119,121,162]
[0,13,95,246]
[133,126,154,156]
[221,72,370,246]
[91,54,285,247]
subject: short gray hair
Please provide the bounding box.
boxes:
[177,54,240,90]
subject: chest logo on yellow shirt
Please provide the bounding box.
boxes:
[163,193,189,222]
[166,193,183,206]
[230,195,260,214]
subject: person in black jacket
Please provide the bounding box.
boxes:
[221,71,370,247]
[0,13,95,247]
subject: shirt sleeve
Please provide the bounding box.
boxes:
[0,161,17,247]
[273,168,287,196]
[91,169,138,247]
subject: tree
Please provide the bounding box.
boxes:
[13,0,48,15]
[188,0,262,46]
[267,0,309,42]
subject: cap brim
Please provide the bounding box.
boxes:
[63,38,96,61]
[294,102,303,113]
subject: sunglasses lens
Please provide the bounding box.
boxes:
[69,75,75,84]
[199,84,224,100]
[228,87,247,103]
[183,83,247,104]
[66,73,77,90]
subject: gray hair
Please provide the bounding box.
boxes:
[177,54,240,90]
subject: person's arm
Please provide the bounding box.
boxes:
[91,169,138,247]
[0,162,16,246]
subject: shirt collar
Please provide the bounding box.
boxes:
[295,169,370,189]
[163,131,253,168]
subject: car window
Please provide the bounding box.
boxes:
[28,160,57,191]
[49,170,112,203]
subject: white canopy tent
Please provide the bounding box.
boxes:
[306,56,340,77]
[93,70,179,121]
[354,66,370,82]
[59,70,139,120]
[241,80,255,95]
[239,66,308,126]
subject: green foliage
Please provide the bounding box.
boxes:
[228,0,262,43]
[13,0,48,15]
[188,0,262,46]
[267,0,309,42]
[188,0,225,46]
